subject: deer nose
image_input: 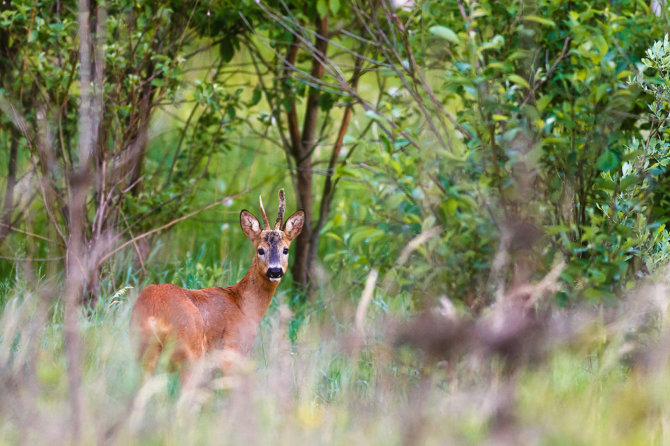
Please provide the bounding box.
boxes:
[266,267,284,279]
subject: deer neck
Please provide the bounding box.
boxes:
[233,261,280,322]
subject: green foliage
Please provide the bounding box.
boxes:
[0,0,250,291]
[325,0,670,307]
[444,0,664,300]
[2,0,670,324]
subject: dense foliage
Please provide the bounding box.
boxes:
[2,1,669,308]
[4,2,669,312]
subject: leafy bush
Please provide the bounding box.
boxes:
[323,0,670,308]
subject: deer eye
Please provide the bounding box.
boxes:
[258,248,265,256]
[283,248,289,255]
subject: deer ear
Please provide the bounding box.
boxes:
[283,210,305,241]
[240,210,261,240]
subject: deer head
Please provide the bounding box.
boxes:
[239,189,304,282]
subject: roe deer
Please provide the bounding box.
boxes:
[130,189,304,377]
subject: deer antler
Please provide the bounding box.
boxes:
[259,195,270,229]
[275,189,285,230]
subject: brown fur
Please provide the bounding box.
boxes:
[130,195,304,378]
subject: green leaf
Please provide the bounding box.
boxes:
[594,35,608,56]
[546,225,570,235]
[619,174,639,191]
[442,198,459,216]
[349,228,384,246]
[324,232,343,243]
[480,35,504,52]
[583,288,603,300]
[595,83,609,102]
[523,15,556,27]
[429,25,459,44]
[595,177,616,191]
[316,0,328,17]
[596,151,618,172]
[508,74,530,89]
[251,85,262,105]
[219,37,235,63]
[318,92,335,111]
[330,0,340,14]
[536,95,552,112]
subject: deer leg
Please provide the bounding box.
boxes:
[134,331,165,381]
[171,322,206,387]
[218,346,246,376]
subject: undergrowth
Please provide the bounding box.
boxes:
[1,256,670,446]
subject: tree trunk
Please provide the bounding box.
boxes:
[289,15,328,294]
[0,128,18,248]
[292,158,314,290]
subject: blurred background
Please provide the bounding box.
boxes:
[2,0,670,444]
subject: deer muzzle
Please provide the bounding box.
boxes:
[266,267,284,281]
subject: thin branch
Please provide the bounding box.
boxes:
[0,223,59,245]
[98,187,257,266]
[521,36,572,106]
[0,255,64,262]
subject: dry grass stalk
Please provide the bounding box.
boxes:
[355,268,379,337]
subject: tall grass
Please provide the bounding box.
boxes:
[1,253,670,445]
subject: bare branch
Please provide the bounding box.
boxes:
[98,190,250,266]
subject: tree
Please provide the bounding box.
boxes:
[0,1,240,297]
[191,0,382,296]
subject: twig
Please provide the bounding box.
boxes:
[0,223,59,244]
[521,36,572,106]
[0,256,64,262]
[355,268,379,336]
[396,226,442,266]
[98,190,249,266]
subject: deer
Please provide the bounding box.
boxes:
[130,189,304,379]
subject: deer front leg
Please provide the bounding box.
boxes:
[218,345,249,376]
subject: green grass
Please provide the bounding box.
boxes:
[1,255,670,445]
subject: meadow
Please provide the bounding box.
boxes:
[2,247,670,445]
